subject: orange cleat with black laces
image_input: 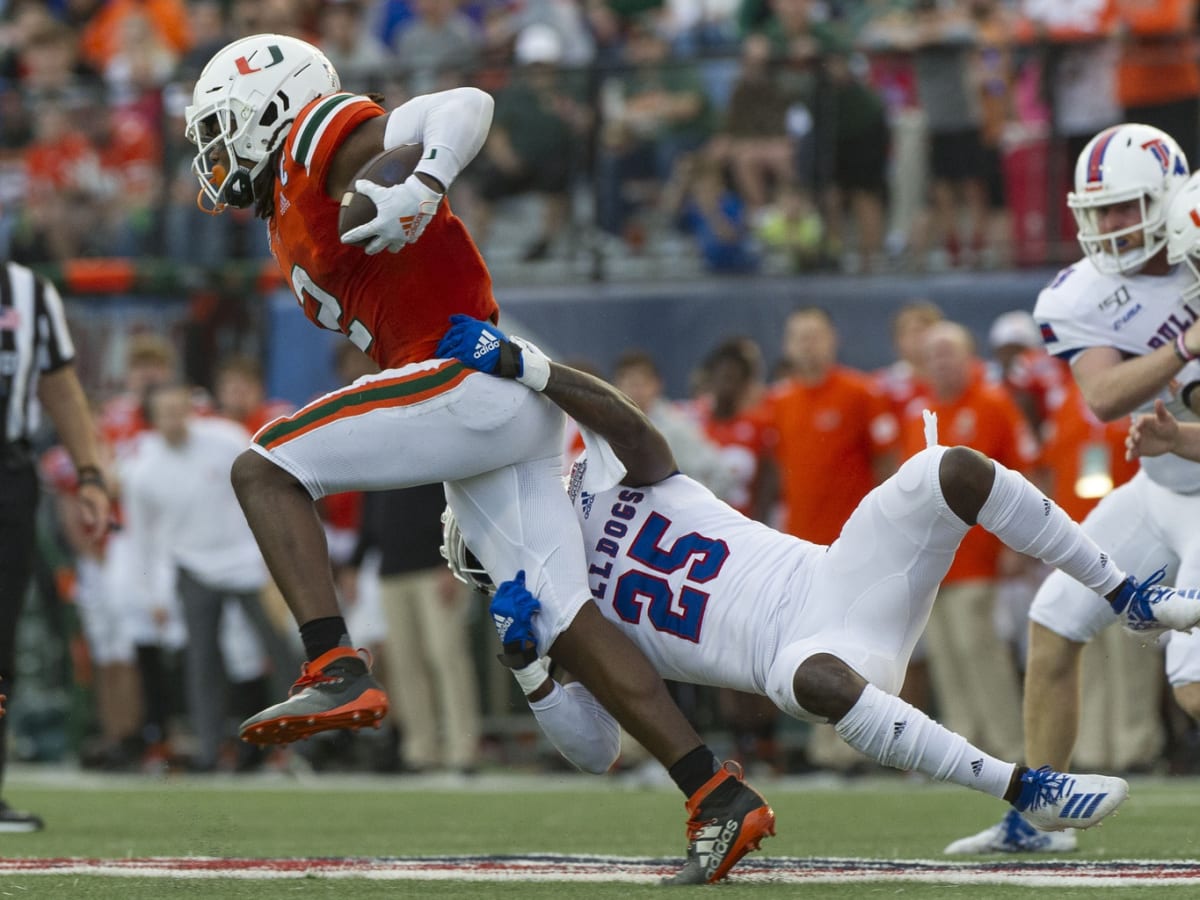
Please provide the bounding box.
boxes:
[238,647,389,745]
[662,761,776,885]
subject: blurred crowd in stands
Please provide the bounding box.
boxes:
[1,0,1199,275]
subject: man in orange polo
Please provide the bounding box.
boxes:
[899,321,1038,762]
[762,307,897,545]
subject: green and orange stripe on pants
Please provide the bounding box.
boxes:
[255,360,471,451]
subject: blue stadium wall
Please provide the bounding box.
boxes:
[265,269,1064,404]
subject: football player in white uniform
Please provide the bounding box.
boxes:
[947,124,1200,854]
[1127,171,1200,464]
[435,314,1200,879]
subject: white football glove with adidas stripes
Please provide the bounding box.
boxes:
[340,174,443,254]
[436,314,551,391]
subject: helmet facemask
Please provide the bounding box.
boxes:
[1070,191,1165,276]
[186,99,287,213]
[440,508,495,596]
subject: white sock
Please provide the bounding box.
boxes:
[835,684,1015,800]
[975,461,1126,596]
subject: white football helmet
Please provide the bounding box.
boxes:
[1067,123,1189,275]
[184,34,340,212]
[439,507,495,595]
[1166,171,1200,304]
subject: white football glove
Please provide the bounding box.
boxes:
[340,174,443,255]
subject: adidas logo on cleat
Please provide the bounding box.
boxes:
[1059,792,1108,820]
[705,821,741,880]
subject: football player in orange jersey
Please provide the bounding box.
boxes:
[183,34,765,854]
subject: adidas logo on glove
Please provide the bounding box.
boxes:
[492,612,514,642]
[474,329,501,360]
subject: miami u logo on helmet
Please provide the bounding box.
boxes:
[235,45,284,75]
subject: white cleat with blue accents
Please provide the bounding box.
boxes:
[944,766,1127,855]
[1012,766,1128,832]
[943,810,1078,855]
[1110,567,1200,634]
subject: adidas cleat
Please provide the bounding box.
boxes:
[662,761,776,885]
[1012,765,1128,832]
[944,809,1077,855]
[1111,567,1200,634]
[239,647,389,745]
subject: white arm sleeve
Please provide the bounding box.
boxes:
[384,87,494,190]
[529,681,622,775]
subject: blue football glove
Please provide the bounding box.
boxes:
[437,314,521,376]
[490,570,541,667]
[437,314,551,390]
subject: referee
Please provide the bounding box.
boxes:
[0,260,109,832]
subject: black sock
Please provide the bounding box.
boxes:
[299,616,349,662]
[668,745,719,797]
[1004,765,1029,805]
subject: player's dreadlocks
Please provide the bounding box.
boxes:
[254,93,387,221]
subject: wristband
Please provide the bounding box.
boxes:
[1175,333,1197,364]
[76,465,106,491]
[511,657,550,696]
[512,337,551,391]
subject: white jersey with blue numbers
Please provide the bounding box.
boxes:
[570,469,821,695]
[1034,257,1200,493]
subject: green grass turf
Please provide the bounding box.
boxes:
[0,774,1197,898]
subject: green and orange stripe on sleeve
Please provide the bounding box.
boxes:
[255,360,471,451]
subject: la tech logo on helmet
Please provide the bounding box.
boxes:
[1141,137,1184,176]
[235,45,284,75]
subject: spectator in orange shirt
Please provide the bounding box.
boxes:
[1115,0,1200,156]
[18,97,103,262]
[873,299,944,421]
[900,321,1038,761]
[79,0,192,73]
[988,310,1070,440]
[214,354,295,437]
[762,307,897,544]
[695,338,771,520]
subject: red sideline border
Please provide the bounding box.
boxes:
[1,856,1200,885]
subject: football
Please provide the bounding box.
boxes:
[338,143,425,244]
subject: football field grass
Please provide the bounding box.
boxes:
[1,769,1198,898]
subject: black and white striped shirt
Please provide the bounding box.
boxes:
[0,261,75,445]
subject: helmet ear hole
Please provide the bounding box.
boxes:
[260,102,278,128]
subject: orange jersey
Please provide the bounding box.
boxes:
[1002,348,1070,433]
[763,367,897,544]
[699,404,771,518]
[270,93,499,370]
[1038,380,1138,522]
[1115,0,1200,107]
[900,381,1039,583]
